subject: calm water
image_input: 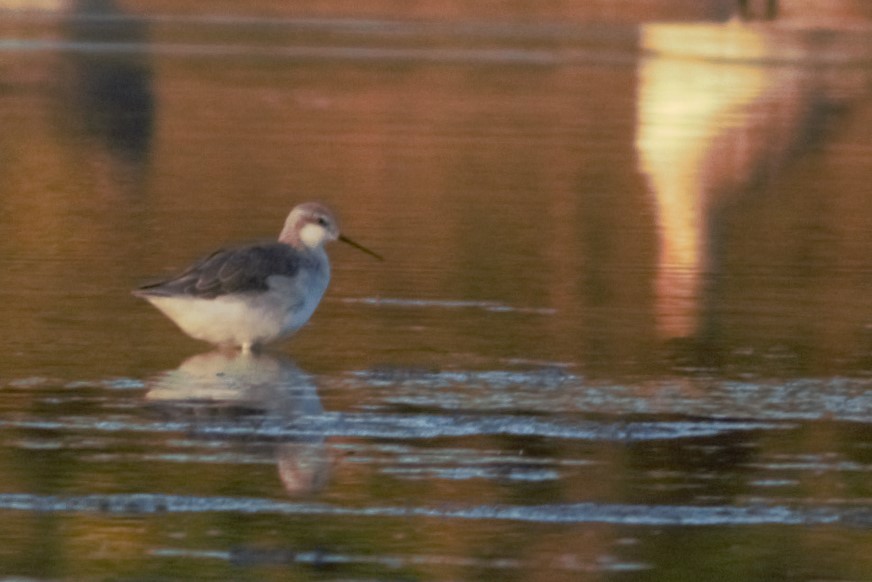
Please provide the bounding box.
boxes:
[0,4,871,581]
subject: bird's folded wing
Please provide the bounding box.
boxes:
[136,244,304,299]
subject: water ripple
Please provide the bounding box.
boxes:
[0,413,786,442]
[340,296,556,314]
[0,493,868,527]
[0,39,631,66]
[347,371,872,422]
[153,545,648,572]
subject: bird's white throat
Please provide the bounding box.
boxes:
[299,223,330,249]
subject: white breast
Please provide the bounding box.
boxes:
[268,255,330,335]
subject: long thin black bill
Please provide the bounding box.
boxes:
[339,234,383,261]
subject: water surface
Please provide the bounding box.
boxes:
[0,5,870,581]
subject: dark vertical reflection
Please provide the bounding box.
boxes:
[61,0,154,168]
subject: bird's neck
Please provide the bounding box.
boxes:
[279,216,331,255]
[279,217,324,251]
[278,215,303,247]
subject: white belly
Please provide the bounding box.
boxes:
[144,268,329,349]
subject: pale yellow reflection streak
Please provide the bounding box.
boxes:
[635,22,866,339]
[637,29,771,338]
[0,0,66,10]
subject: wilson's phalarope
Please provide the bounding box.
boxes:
[134,202,381,351]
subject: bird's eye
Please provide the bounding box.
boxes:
[317,217,328,227]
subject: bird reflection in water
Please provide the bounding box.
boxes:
[145,351,329,496]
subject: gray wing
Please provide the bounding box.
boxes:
[135,243,306,299]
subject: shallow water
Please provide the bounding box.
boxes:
[0,3,871,580]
